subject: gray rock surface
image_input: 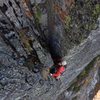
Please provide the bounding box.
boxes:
[0,16,100,100]
[0,0,100,100]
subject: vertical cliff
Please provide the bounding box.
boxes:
[0,0,100,100]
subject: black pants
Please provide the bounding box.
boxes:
[48,34,63,64]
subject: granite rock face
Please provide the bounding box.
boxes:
[0,0,100,100]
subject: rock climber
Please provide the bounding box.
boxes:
[50,59,67,78]
[48,34,67,78]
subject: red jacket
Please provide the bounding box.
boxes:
[51,65,65,77]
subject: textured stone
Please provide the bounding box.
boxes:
[0,0,100,100]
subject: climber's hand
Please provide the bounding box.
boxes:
[50,73,52,76]
[56,75,61,80]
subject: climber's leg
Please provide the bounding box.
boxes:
[48,34,63,64]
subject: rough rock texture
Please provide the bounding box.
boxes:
[58,56,100,100]
[0,0,100,100]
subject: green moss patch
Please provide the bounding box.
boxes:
[93,4,100,14]
[96,4,100,13]
[33,7,41,25]
[67,56,100,92]
[65,15,71,23]
[62,1,100,54]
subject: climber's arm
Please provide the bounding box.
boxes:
[51,66,65,77]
